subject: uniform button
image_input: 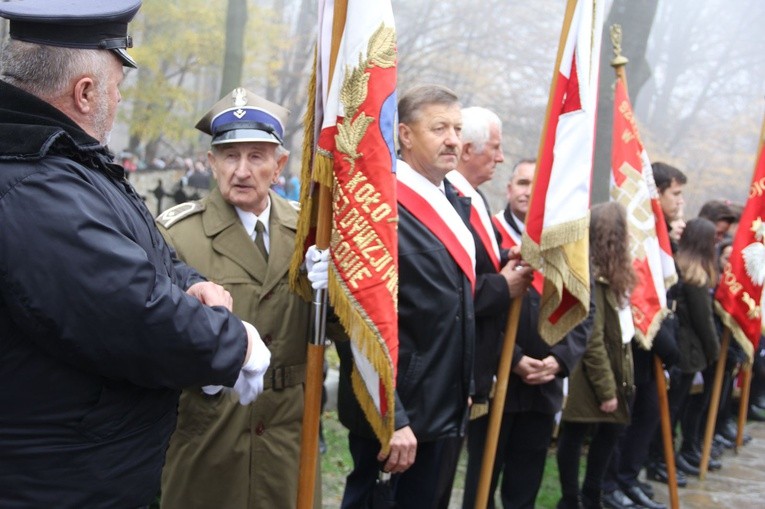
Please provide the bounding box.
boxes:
[255,422,266,435]
[262,334,272,346]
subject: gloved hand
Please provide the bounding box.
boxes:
[231,321,271,405]
[305,245,329,290]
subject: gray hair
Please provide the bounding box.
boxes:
[509,158,536,179]
[397,84,459,125]
[460,107,502,153]
[0,39,112,100]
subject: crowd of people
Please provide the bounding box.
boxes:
[0,2,762,509]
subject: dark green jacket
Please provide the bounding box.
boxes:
[563,280,634,424]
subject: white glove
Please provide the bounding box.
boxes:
[201,385,223,395]
[305,245,329,290]
[231,321,271,405]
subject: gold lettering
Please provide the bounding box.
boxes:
[355,183,382,213]
[370,203,392,222]
[750,177,765,199]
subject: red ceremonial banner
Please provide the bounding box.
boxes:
[714,132,765,361]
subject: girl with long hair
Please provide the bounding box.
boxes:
[669,217,722,475]
[556,202,637,509]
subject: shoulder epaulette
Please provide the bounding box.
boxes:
[156,202,204,229]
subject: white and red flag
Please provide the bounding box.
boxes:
[291,0,398,451]
[715,123,765,362]
[610,77,677,349]
[521,0,605,344]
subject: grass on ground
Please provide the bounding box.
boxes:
[320,410,570,508]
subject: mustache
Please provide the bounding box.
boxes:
[439,149,458,156]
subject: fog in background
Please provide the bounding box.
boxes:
[2,0,763,217]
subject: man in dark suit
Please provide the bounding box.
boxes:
[339,84,476,508]
[463,160,591,509]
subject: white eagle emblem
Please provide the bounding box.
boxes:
[742,217,765,286]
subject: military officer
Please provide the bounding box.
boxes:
[157,88,319,509]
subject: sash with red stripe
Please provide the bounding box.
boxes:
[398,181,476,292]
[454,189,500,271]
[492,214,544,295]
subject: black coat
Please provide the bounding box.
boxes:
[501,208,591,415]
[0,81,247,508]
[470,193,511,403]
[339,179,475,442]
[674,278,720,374]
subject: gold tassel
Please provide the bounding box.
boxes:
[329,269,396,455]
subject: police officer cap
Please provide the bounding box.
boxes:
[196,87,290,146]
[0,0,142,68]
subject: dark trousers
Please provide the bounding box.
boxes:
[603,378,660,492]
[650,367,694,460]
[680,366,713,453]
[341,431,462,509]
[557,421,624,504]
[462,411,555,509]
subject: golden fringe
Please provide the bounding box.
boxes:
[313,151,335,190]
[329,269,395,455]
[469,402,489,420]
[714,301,755,363]
[633,307,671,351]
[522,220,592,346]
[540,256,590,344]
[289,50,319,302]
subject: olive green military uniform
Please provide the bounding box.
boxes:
[157,188,318,509]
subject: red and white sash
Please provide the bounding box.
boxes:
[492,211,544,295]
[397,162,476,292]
[446,170,501,271]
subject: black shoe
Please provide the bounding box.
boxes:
[602,489,637,509]
[714,433,735,449]
[624,485,666,509]
[749,403,765,422]
[719,420,752,444]
[646,461,688,487]
[710,441,724,459]
[580,491,604,509]
[676,453,701,476]
[637,480,654,499]
[683,449,723,471]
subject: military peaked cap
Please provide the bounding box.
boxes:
[0,0,142,68]
[196,87,290,146]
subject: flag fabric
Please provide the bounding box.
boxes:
[520,0,605,345]
[492,211,545,295]
[610,77,677,349]
[290,0,398,452]
[714,130,765,362]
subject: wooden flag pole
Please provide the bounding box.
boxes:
[296,2,348,507]
[653,355,680,509]
[296,185,332,509]
[736,363,753,451]
[474,1,578,506]
[474,298,523,508]
[699,329,730,480]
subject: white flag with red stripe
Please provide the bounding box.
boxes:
[521,0,605,345]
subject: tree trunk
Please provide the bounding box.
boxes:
[592,0,658,205]
[219,0,248,98]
